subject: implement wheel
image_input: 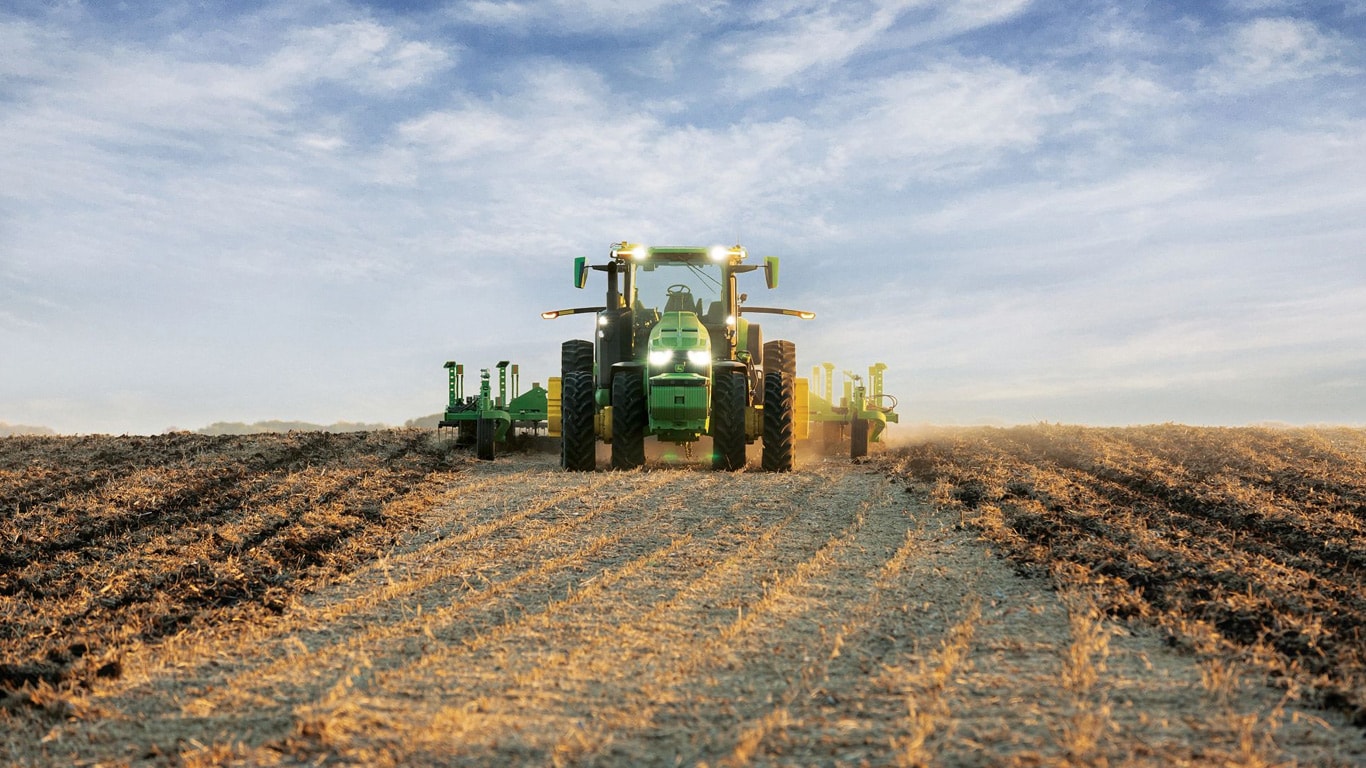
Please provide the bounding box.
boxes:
[456,420,476,447]
[476,418,496,461]
[851,417,869,459]
[761,371,794,472]
[712,370,746,471]
[561,371,596,471]
[611,368,646,470]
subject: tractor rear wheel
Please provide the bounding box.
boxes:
[761,371,795,471]
[561,339,594,377]
[850,417,869,459]
[711,370,746,471]
[561,370,596,471]
[611,368,646,470]
[762,340,796,381]
[476,417,496,461]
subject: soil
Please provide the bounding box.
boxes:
[2,427,1363,766]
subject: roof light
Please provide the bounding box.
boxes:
[708,245,728,261]
[541,310,560,319]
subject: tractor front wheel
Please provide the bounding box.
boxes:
[611,368,646,470]
[712,370,746,471]
[476,417,496,461]
[761,371,795,471]
[561,370,597,471]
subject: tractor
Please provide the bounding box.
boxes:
[542,243,813,471]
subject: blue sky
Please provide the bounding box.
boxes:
[2,0,1364,434]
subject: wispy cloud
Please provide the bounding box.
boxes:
[1199,16,1352,92]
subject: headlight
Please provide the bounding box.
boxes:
[708,245,728,261]
[648,349,673,366]
[686,350,710,366]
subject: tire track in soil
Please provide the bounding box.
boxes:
[102,462,683,718]
[305,459,841,748]
[88,464,572,695]
[357,463,872,764]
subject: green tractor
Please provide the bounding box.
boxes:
[543,243,813,471]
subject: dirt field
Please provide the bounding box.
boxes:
[2,427,1364,766]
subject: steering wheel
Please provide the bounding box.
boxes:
[666,284,693,297]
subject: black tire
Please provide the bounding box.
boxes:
[851,417,869,459]
[611,368,646,470]
[561,370,597,471]
[456,420,476,446]
[476,417,496,461]
[761,371,795,472]
[711,370,747,471]
[561,339,594,377]
[762,339,796,381]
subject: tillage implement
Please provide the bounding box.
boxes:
[542,243,814,471]
[438,361,549,461]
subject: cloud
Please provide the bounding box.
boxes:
[450,0,708,32]
[1199,16,1352,92]
[826,59,1065,182]
[720,0,1034,94]
[264,20,453,94]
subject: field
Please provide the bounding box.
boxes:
[2,426,1364,766]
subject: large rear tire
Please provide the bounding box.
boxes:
[762,339,796,381]
[611,368,646,470]
[761,371,794,472]
[476,417,496,461]
[711,370,746,471]
[851,417,869,459]
[561,370,596,471]
[561,339,594,377]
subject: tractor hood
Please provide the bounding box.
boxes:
[646,311,712,373]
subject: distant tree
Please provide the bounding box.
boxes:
[0,422,57,437]
[404,413,444,429]
[195,420,393,435]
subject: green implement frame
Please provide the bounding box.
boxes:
[805,362,900,459]
[439,360,550,461]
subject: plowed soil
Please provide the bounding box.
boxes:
[2,427,1364,766]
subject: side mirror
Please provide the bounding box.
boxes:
[764,256,779,289]
[573,256,588,289]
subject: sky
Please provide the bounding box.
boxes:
[2,0,1365,435]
